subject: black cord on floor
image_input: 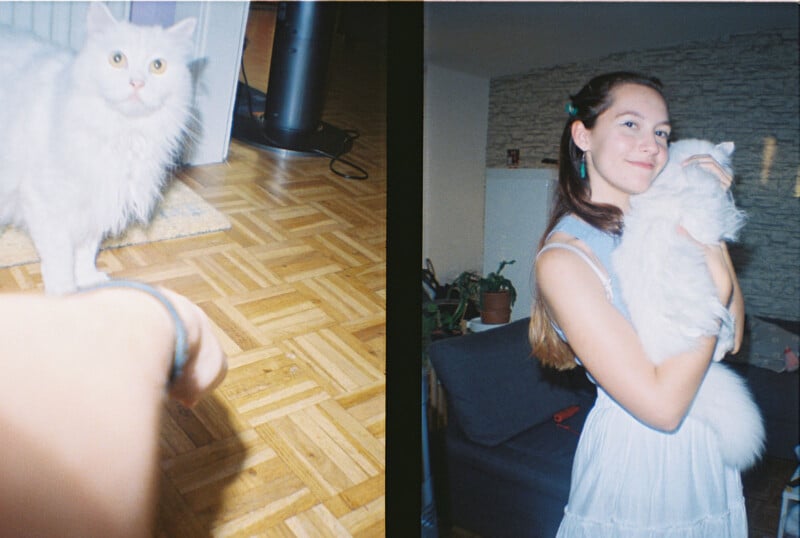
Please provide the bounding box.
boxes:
[312,127,369,180]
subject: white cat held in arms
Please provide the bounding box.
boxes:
[613,138,765,470]
[0,3,197,294]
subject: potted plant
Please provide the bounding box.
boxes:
[422,269,481,343]
[478,260,516,324]
[422,260,517,340]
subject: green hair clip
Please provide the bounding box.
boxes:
[565,103,578,117]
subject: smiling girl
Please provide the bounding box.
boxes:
[531,72,746,537]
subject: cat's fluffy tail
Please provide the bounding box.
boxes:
[689,363,765,470]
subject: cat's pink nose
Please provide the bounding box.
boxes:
[129,79,145,90]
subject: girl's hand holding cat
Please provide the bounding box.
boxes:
[675,226,734,306]
[703,242,735,307]
[682,154,733,190]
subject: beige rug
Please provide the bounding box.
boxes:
[0,181,231,269]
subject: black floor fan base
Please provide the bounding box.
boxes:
[232,113,353,158]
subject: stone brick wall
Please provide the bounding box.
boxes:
[486,28,799,320]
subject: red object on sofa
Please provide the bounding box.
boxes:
[553,405,580,423]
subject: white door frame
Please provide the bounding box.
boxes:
[175,1,250,165]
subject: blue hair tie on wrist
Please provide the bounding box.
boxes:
[78,279,188,385]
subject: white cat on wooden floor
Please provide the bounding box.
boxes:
[613,138,765,470]
[0,3,196,294]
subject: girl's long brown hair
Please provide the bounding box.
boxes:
[530,72,667,370]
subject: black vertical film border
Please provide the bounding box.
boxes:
[386,2,423,536]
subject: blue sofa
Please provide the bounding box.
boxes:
[428,318,596,537]
[728,315,799,461]
[428,316,799,537]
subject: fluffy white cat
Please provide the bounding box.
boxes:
[0,3,196,294]
[613,138,764,470]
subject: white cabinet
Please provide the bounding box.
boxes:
[483,168,556,322]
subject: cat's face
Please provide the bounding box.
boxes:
[648,139,735,192]
[73,4,196,118]
[666,139,734,177]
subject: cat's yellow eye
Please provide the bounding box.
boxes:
[109,51,127,68]
[149,58,167,75]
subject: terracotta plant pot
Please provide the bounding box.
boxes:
[480,290,512,324]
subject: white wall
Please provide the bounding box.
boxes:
[422,63,489,283]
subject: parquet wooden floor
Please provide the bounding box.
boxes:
[0,5,386,536]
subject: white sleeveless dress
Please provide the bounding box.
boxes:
[542,215,747,538]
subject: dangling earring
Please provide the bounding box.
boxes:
[580,153,587,180]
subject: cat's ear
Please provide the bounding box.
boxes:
[716,141,735,157]
[86,2,118,35]
[167,17,197,42]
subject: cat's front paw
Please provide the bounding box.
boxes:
[76,270,111,289]
[44,281,78,295]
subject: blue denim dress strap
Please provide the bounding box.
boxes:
[545,214,629,320]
